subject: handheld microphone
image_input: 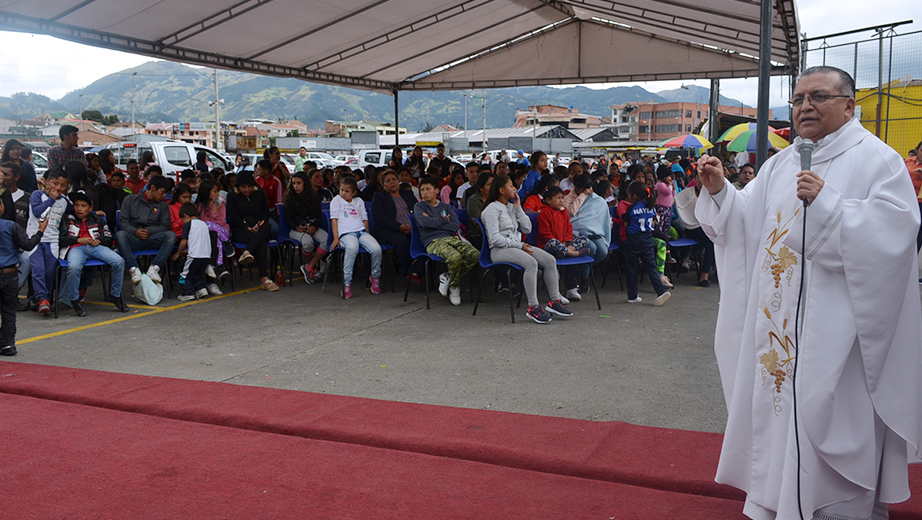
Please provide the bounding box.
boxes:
[798,140,815,207]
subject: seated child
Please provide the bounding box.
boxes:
[537,185,590,302]
[0,198,45,356]
[481,174,572,324]
[413,176,478,306]
[618,181,671,306]
[329,177,382,299]
[171,203,213,301]
[28,169,70,316]
[58,190,128,316]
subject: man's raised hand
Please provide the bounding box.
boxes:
[696,155,725,196]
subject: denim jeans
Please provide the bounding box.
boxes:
[579,236,610,276]
[115,230,177,271]
[60,245,125,304]
[339,231,381,284]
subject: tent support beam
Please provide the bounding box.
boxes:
[755,0,772,170]
[394,90,400,151]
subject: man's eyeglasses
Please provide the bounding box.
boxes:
[789,93,851,107]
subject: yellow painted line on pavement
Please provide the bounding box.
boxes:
[83,300,161,310]
[18,286,261,345]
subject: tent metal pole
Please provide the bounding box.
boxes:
[708,79,720,144]
[394,89,399,151]
[755,0,772,170]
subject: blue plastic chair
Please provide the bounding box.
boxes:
[665,237,698,280]
[471,218,524,323]
[524,213,601,311]
[403,214,444,310]
[275,203,307,286]
[115,210,172,298]
[53,258,110,318]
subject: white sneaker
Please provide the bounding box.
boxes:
[628,296,642,303]
[653,292,671,307]
[449,286,461,306]
[129,266,142,285]
[438,273,450,297]
[147,265,162,284]
[205,264,217,279]
[559,295,570,305]
[195,287,209,299]
[177,294,196,302]
[565,288,581,302]
[206,283,223,296]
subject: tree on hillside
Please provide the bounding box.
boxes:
[419,121,434,132]
[102,114,120,125]
[82,109,104,122]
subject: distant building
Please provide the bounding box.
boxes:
[608,101,771,142]
[513,105,602,129]
[144,122,216,148]
[325,120,407,138]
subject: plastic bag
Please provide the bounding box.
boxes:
[133,273,163,305]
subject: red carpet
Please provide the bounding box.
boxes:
[0,361,919,519]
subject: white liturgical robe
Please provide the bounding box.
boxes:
[696,118,922,519]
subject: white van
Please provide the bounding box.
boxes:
[357,149,394,169]
[105,141,233,181]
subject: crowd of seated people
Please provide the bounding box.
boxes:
[0,146,721,355]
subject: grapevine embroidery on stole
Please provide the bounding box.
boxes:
[759,204,800,415]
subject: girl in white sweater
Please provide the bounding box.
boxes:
[480,175,572,324]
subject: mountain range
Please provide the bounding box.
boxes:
[0,61,789,130]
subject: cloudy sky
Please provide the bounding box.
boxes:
[0,0,916,108]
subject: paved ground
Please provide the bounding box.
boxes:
[7,261,732,433]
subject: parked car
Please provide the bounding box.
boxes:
[32,151,49,177]
[105,141,232,181]
[357,149,393,169]
[240,153,296,172]
[334,154,358,166]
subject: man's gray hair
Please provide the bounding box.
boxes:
[798,66,856,98]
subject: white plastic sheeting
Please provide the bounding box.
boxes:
[0,0,799,94]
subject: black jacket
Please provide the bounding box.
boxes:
[371,189,417,237]
[284,193,322,230]
[59,212,113,250]
[226,189,270,230]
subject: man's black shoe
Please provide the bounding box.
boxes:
[71,300,87,317]
[16,298,29,312]
[0,345,17,356]
[109,294,129,313]
[28,296,37,311]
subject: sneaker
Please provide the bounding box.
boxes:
[438,273,450,297]
[565,288,582,302]
[698,278,710,288]
[369,276,381,295]
[225,243,236,257]
[342,282,352,299]
[682,255,697,271]
[0,345,17,356]
[544,300,573,317]
[661,275,674,289]
[205,265,217,279]
[666,252,677,264]
[559,295,570,305]
[129,266,142,285]
[449,286,461,306]
[318,257,330,277]
[177,294,196,302]
[579,276,590,294]
[509,283,522,299]
[409,273,423,285]
[71,300,87,317]
[78,288,87,302]
[526,306,552,324]
[147,265,162,284]
[195,288,209,299]
[36,299,51,316]
[16,297,29,312]
[628,296,643,303]
[218,265,230,281]
[238,250,255,265]
[300,265,315,285]
[653,291,671,307]
[206,283,223,296]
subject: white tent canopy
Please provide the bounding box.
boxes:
[0,0,799,95]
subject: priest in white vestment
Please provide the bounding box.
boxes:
[695,66,922,520]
